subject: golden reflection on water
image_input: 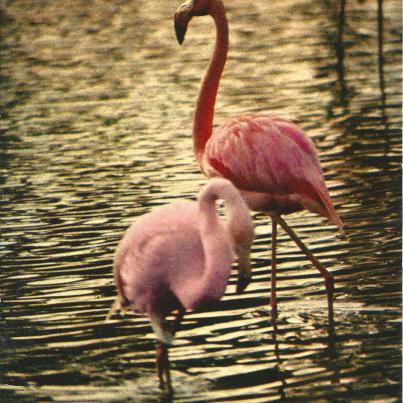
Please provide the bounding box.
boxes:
[0,0,401,401]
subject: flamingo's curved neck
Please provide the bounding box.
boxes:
[193,1,228,162]
[194,193,232,305]
[185,183,238,309]
[190,181,251,308]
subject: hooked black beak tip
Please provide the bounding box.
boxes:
[174,12,190,45]
[174,2,193,45]
[236,274,250,294]
[175,23,186,45]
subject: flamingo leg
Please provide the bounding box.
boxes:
[156,342,172,393]
[171,308,185,336]
[270,215,278,322]
[277,215,335,327]
[155,309,184,393]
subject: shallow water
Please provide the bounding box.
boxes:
[0,0,401,401]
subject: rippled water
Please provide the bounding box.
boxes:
[1,0,401,401]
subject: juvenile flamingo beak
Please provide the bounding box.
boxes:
[236,252,252,294]
[174,1,193,45]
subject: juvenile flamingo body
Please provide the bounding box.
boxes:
[174,0,343,322]
[108,178,254,391]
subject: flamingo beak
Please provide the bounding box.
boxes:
[236,252,252,294]
[174,1,193,45]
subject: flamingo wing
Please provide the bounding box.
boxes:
[204,115,343,229]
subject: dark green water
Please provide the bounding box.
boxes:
[1,0,401,401]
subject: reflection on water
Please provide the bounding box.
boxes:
[0,0,401,401]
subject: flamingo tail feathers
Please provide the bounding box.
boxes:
[315,184,344,235]
[105,296,127,322]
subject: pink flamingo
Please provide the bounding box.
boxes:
[107,178,254,391]
[174,0,344,322]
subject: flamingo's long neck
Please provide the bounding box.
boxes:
[182,182,237,309]
[193,2,229,163]
[193,192,232,307]
[187,180,252,309]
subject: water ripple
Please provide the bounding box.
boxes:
[1,0,401,401]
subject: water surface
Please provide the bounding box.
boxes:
[0,0,401,401]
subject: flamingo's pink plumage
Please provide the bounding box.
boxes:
[108,178,254,390]
[203,114,343,228]
[174,0,343,324]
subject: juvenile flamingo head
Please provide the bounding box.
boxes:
[211,178,254,294]
[174,0,211,44]
[235,242,253,294]
[232,219,254,294]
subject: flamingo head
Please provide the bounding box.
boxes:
[235,244,252,294]
[227,195,254,294]
[174,0,210,45]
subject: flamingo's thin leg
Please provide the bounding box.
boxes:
[277,216,335,327]
[171,308,185,336]
[156,342,165,389]
[162,345,172,394]
[156,342,172,392]
[155,310,185,393]
[270,215,278,322]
